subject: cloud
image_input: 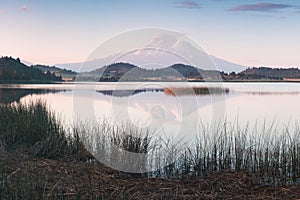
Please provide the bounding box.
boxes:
[227,3,293,12]
[20,5,29,12]
[174,0,201,9]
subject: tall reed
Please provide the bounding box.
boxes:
[157,120,300,185]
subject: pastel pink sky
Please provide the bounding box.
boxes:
[0,0,300,68]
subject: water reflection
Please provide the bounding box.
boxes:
[1,82,300,135]
[97,88,163,97]
[0,88,69,104]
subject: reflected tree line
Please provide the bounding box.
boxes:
[0,88,68,104]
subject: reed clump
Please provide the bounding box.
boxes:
[156,121,300,186]
[73,120,154,174]
[164,86,229,96]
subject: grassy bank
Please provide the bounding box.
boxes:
[1,101,300,199]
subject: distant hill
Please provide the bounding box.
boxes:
[2,56,300,82]
[33,65,65,73]
[154,64,221,81]
[77,62,223,81]
[92,62,138,74]
[167,64,201,78]
[77,63,144,81]
[32,65,77,81]
[77,62,300,82]
[240,67,300,79]
[221,67,300,81]
[0,57,61,82]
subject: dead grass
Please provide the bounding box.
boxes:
[1,155,300,199]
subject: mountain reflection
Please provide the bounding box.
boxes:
[97,89,163,97]
[97,87,229,97]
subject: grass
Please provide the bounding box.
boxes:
[1,100,300,198]
[0,100,79,159]
[166,120,300,186]
[72,116,300,186]
[73,119,154,174]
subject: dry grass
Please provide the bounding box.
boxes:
[1,156,300,199]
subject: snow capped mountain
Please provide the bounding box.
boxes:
[56,31,246,73]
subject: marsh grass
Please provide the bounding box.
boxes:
[158,120,300,186]
[1,100,300,187]
[73,119,155,174]
[72,117,300,185]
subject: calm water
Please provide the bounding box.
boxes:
[1,82,300,140]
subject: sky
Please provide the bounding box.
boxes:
[0,0,300,68]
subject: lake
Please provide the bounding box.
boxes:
[1,82,300,142]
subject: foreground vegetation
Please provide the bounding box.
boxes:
[0,100,79,159]
[1,101,300,199]
[76,118,300,186]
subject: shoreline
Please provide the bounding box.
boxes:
[1,79,300,84]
